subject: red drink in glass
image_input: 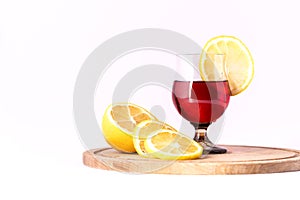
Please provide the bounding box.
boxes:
[172,80,230,124]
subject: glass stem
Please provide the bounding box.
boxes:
[191,123,214,147]
[190,122,227,154]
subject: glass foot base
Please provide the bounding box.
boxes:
[202,145,227,154]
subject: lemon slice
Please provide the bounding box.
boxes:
[199,35,254,96]
[144,129,203,160]
[133,120,177,157]
[102,103,157,153]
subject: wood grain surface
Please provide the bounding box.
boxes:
[83,145,300,175]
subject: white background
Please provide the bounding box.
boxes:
[1,0,300,199]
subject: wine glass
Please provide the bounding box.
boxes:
[172,53,230,154]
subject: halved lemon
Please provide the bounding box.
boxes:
[199,35,254,96]
[144,129,203,160]
[133,120,177,157]
[102,103,157,153]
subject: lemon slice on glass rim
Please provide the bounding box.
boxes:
[199,35,254,96]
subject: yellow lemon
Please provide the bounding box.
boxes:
[199,35,254,96]
[133,120,177,157]
[102,103,156,153]
[144,129,203,160]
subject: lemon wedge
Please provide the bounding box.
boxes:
[102,103,156,153]
[144,129,203,160]
[133,120,177,157]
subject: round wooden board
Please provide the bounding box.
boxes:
[83,145,300,175]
